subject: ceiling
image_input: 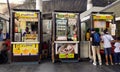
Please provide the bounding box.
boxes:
[0,0,117,19]
[43,0,117,13]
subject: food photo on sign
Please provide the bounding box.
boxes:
[56,43,77,58]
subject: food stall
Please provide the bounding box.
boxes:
[10,9,42,62]
[52,12,80,63]
[91,12,115,53]
[80,12,115,59]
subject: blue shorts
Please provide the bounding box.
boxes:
[104,48,112,55]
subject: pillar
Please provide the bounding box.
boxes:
[87,0,93,10]
[36,0,42,12]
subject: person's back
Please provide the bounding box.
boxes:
[102,34,113,48]
[90,29,102,66]
[91,32,101,46]
[101,30,114,65]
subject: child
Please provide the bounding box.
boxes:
[114,37,120,65]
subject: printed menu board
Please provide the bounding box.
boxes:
[13,43,39,56]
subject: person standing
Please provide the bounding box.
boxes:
[86,28,93,62]
[114,37,120,65]
[0,29,4,50]
[90,28,102,65]
[86,28,90,41]
[23,27,31,36]
[101,30,114,65]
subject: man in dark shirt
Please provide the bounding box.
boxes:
[90,28,102,66]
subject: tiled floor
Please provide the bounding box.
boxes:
[0,61,120,72]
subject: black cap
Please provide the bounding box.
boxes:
[91,28,95,31]
[103,30,108,34]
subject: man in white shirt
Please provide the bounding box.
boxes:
[101,30,114,65]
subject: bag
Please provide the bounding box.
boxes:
[93,33,100,42]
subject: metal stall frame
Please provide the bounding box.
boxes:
[10,9,42,63]
[52,11,81,63]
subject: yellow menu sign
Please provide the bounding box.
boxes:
[56,13,76,18]
[13,44,21,55]
[59,54,74,58]
[13,43,39,56]
[93,15,113,20]
[15,12,38,18]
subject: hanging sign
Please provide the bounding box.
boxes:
[93,15,113,20]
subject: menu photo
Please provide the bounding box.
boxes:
[55,43,78,58]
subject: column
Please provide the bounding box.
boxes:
[87,0,93,10]
[36,0,42,12]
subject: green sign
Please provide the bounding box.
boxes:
[59,54,74,58]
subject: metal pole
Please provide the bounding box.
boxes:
[6,0,11,35]
[7,0,11,16]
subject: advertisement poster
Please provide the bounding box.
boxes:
[13,43,39,56]
[55,43,78,58]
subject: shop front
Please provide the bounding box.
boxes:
[52,12,80,63]
[91,12,115,54]
[91,12,115,36]
[80,12,115,59]
[10,9,42,62]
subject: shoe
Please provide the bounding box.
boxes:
[93,63,97,66]
[99,63,102,65]
[111,62,114,65]
[115,63,118,65]
[106,63,109,65]
[119,63,120,65]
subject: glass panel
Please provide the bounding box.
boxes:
[68,14,78,41]
[56,19,67,40]
[55,13,78,41]
[13,11,39,42]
